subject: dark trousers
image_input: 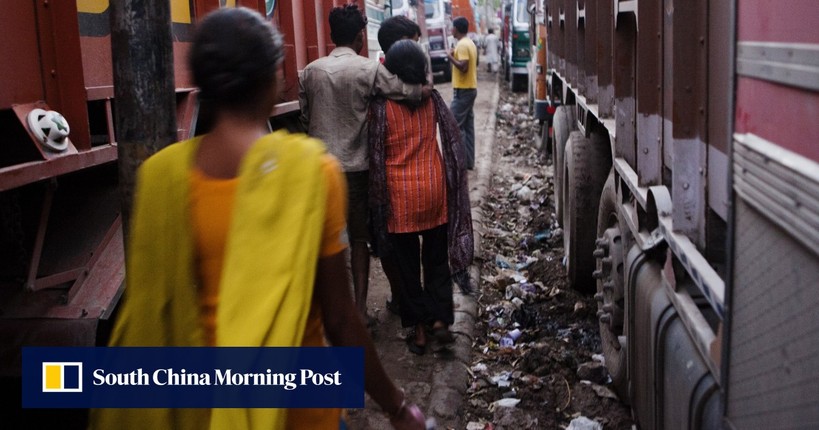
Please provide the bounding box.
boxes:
[383,224,453,328]
[450,88,477,169]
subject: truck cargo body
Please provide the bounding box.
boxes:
[365,0,388,60]
[425,0,454,81]
[1,0,351,425]
[388,0,453,81]
[450,0,477,34]
[540,0,819,428]
[502,0,530,91]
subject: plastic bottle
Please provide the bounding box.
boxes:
[499,328,522,347]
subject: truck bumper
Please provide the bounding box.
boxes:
[430,55,450,76]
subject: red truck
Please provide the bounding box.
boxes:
[0,0,353,425]
[450,0,477,33]
[535,0,819,428]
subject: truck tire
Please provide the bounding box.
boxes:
[594,170,628,400]
[562,130,611,293]
[537,118,549,154]
[551,105,575,224]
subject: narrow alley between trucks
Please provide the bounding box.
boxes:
[347,70,634,430]
[457,77,634,430]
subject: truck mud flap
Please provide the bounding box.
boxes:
[626,246,720,430]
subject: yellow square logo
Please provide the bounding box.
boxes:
[42,362,83,393]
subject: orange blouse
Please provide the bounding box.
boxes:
[189,154,347,428]
[384,98,448,233]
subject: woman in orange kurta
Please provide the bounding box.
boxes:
[369,40,474,356]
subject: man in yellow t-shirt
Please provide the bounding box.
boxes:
[447,16,478,170]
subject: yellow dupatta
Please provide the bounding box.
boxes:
[90,131,327,430]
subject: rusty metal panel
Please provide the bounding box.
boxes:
[551,0,564,76]
[79,36,114,100]
[662,0,673,171]
[0,2,44,110]
[238,0,266,11]
[671,0,708,246]
[613,4,636,166]
[192,0,220,17]
[581,0,597,104]
[323,0,338,54]
[706,0,732,221]
[596,0,614,118]
[77,0,114,98]
[576,2,586,95]
[79,3,196,96]
[554,0,565,76]
[636,0,663,186]
[546,1,554,70]
[707,0,732,157]
[304,0,321,63]
[275,0,301,103]
[0,140,118,193]
[304,0,328,62]
[35,1,91,151]
[290,0,308,69]
[565,0,577,87]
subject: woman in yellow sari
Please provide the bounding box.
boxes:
[91,7,425,430]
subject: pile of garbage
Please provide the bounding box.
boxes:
[461,90,633,430]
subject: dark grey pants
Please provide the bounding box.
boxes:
[450,88,477,170]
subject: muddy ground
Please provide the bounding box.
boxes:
[458,83,635,430]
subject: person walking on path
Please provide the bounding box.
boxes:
[447,16,478,170]
[91,8,426,430]
[368,40,474,356]
[299,4,431,326]
[376,15,431,317]
[482,28,500,73]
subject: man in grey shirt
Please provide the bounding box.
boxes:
[299,3,430,325]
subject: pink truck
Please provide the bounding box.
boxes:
[539,0,819,427]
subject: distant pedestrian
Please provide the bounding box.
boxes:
[299,4,431,326]
[369,40,474,355]
[447,16,478,170]
[91,7,427,430]
[483,28,500,73]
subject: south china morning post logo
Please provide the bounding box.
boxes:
[23,347,364,409]
[42,362,83,393]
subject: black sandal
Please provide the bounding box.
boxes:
[406,330,426,355]
[432,326,455,345]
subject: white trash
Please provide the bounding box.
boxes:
[566,416,603,430]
